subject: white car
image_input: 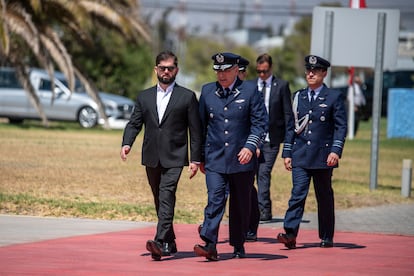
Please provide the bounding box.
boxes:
[0,67,134,128]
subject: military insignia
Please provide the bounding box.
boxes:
[216,53,224,63]
[319,103,328,108]
[320,116,326,121]
[309,55,317,65]
[235,99,245,103]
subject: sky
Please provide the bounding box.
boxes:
[139,0,414,35]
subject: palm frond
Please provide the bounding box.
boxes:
[79,0,150,42]
[0,0,10,55]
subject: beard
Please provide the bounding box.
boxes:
[157,74,176,85]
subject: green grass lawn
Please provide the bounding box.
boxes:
[0,118,413,223]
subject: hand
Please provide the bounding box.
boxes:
[256,148,261,158]
[200,163,206,174]
[120,145,131,161]
[284,157,292,171]
[327,152,339,167]
[188,163,199,179]
[238,147,253,165]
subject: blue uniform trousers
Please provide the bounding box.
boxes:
[201,170,254,248]
[284,167,335,240]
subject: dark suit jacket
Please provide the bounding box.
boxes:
[122,83,202,168]
[256,76,293,146]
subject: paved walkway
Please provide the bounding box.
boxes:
[0,203,413,275]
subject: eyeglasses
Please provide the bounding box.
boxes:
[305,68,325,74]
[158,66,177,72]
[256,69,269,74]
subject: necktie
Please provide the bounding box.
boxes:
[261,81,267,100]
[224,87,230,98]
[310,90,315,105]
[261,81,266,93]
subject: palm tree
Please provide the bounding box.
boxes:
[0,0,150,128]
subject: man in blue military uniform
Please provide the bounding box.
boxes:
[277,55,347,249]
[194,52,268,260]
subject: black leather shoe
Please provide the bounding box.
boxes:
[161,241,177,256]
[232,246,245,258]
[146,240,162,260]
[260,212,272,222]
[245,231,257,242]
[320,239,334,248]
[194,243,218,261]
[277,233,296,249]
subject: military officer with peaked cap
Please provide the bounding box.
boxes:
[194,52,268,260]
[277,55,347,249]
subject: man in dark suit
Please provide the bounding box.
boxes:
[277,55,347,249]
[120,51,202,261]
[193,52,267,261]
[246,54,294,242]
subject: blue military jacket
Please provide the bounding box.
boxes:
[282,85,347,169]
[199,78,268,174]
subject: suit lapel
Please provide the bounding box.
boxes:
[149,86,159,124]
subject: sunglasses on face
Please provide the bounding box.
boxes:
[256,69,269,74]
[157,66,177,72]
[305,68,325,75]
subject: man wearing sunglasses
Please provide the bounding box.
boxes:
[120,51,202,261]
[277,55,347,249]
[194,52,267,261]
[247,54,293,244]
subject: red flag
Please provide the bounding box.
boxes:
[349,0,367,9]
[348,67,355,86]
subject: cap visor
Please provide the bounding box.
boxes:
[213,64,234,71]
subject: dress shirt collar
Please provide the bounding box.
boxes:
[157,82,175,93]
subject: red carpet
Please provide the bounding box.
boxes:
[0,224,413,275]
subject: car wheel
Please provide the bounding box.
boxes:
[77,106,98,128]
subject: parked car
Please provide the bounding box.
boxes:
[334,70,414,120]
[0,67,134,128]
[364,70,414,117]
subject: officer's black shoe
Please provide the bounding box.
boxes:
[245,231,257,242]
[232,245,245,258]
[277,233,296,249]
[146,240,162,260]
[194,242,218,261]
[161,241,177,256]
[320,239,334,248]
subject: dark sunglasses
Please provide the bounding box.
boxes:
[158,66,177,72]
[256,69,269,74]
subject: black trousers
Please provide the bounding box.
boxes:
[146,165,183,243]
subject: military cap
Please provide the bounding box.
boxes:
[212,52,240,71]
[238,57,250,71]
[304,55,331,69]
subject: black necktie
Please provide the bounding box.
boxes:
[310,90,315,105]
[224,87,230,98]
[261,81,267,100]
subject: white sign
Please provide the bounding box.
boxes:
[311,7,400,70]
